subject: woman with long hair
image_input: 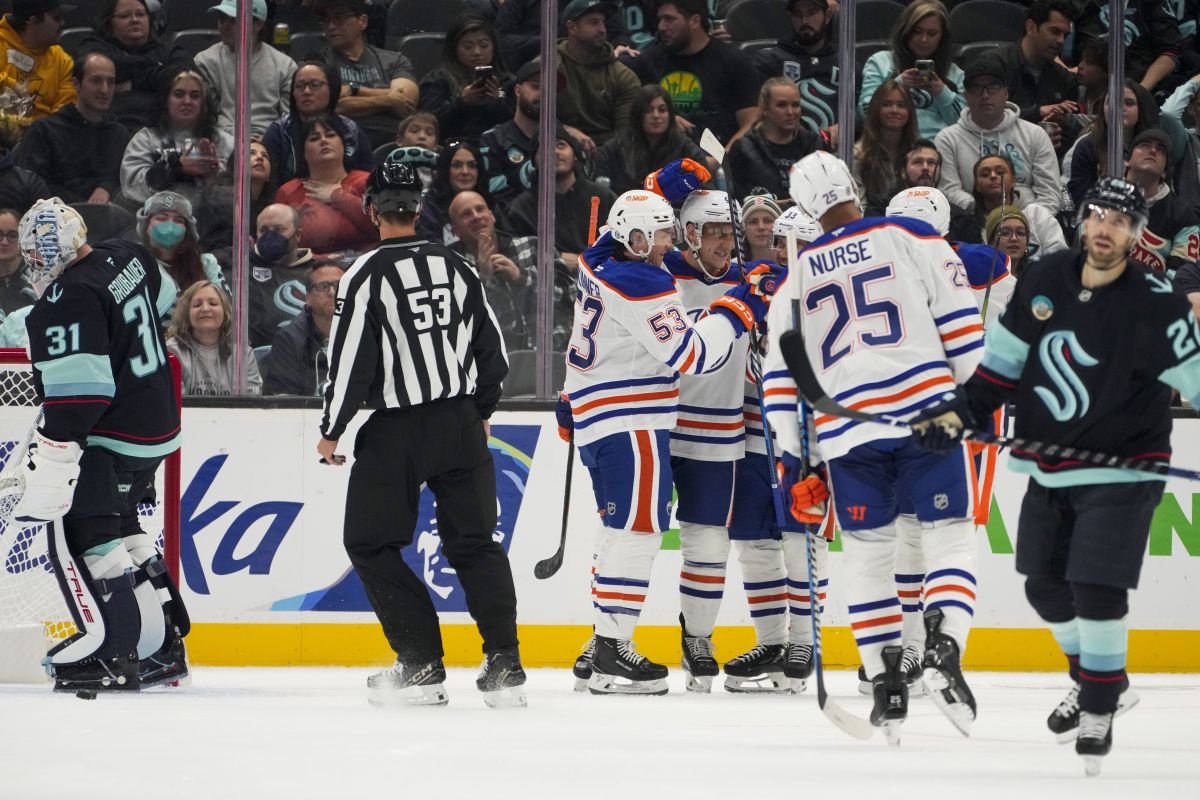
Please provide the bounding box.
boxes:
[858,0,965,140]
[137,190,228,321]
[262,60,374,186]
[855,80,919,214]
[166,281,262,396]
[418,13,511,143]
[121,66,232,206]
[595,85,711,195]
[416,139,496,244]
[274,115,377,255]
[1067,80,1158,208]
[728,77,825,201]
[950,154,1067,256]
[983,205,1035,278]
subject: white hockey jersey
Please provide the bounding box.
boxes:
[955,242,1017,326]
[764,217,985,461]
[665,250,747,462]
[564,233,746,448]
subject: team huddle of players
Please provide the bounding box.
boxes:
[557,148,1200,774]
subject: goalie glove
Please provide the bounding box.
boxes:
[778,453,830,527]
[644,158,712,205]
[13,434,82,522]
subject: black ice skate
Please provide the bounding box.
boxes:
[1047,679,1139,743]
[367,658,448,707]
[1076,711,1114,777]
[921,608,976,736]
[572,635,595,692]
[139,626,190,689]
[870,645,908,746]
[900,644,926,698]
[53,652,140,698]
[722,644,787,694]
[680,618,719,693]
[587,635,669,696]
[477,646,527,709]
[784,643,814,694]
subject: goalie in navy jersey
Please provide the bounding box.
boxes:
[913,177,1200,774]
[15,198,187,696]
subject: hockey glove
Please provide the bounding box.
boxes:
[910,390,974,454]
[744,260,786,299]
[13,434,83,522]
[556,394,573,443]
[710,283,769,333]
[778,453,829,525]
[644,158,712,205]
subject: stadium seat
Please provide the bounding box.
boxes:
[374,142,398,166]
[70,203,137,243]
[58,27,92,59]
[954,40,1008,66]
[725,0,790,43]
[948,0,1027,47]
[161,0,217,34]
[855,0,905,42]
[738,38,776,58]
[397,32,443,82]
[856,39,889,69]
[170,29,221,60]
[289,31,327,61]
[385,0,467,49]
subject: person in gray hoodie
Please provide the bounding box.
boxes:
[934,52,1062,215]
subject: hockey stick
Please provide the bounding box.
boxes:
[533,196,602,580]
[978,180,1010,323]
[776,330,1200,482]
[785,229,875,741]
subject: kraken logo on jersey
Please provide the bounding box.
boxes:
[1034,330,1099,421]
[275,279,307,319]
[781,63,839,130]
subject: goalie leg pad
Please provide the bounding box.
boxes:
[782,531,827,645]
[47,527,141,667]
[734,539,786,646]
[679,522,730,638]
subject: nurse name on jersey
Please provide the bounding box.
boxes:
[807,237,873,277]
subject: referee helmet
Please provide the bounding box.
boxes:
[364,152,424,216]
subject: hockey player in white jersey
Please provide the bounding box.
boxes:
[764,152,985,741]
[725,207,831,694]
[559,190,777,695]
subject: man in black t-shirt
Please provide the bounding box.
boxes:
[630,0,760,145]
[753,0,840,135]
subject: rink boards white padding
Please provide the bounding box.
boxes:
[170,409,1199,671]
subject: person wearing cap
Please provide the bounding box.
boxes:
[934,51,1061,216]
[194,0,297,138]
[506,125,616,273]
[310,0,419,149]
[556,0,641,149]
[494,0,635,70]
[479,59,540,202]
[740,194,782,263]
[983,205,1034,277]
[0,0,76,121]
[753,0,841,137]
[416,13,509,145]
[729,76,827,202]
[136,190,229,319]
[1121,127,1200,276]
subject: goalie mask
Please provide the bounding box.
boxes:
[886,187,951,236]
[19,198,88,283]
[608,191,676,258]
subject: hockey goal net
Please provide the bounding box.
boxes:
[0,349,181,682]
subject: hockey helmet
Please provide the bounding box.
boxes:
[788,151,859,222]
[363,152,424,216]
[608,190,676,257]
[679,189,736,250]
[19,198,88,283]
[773,206,823,245]
[1075,176,1149,235]
[886,187,951,237]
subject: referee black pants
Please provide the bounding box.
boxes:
[343,397,518,664]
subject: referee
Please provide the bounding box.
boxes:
[318,155,524,709]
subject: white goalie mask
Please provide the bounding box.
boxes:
[608,191,676,258]
[788,151,859,222]
[679,190,735,250]
[19,198,88,283]
[773,206,823,248]
[886,186,951,236]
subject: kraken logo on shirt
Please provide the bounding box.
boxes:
[275,279,307,318]
[1034,330,1099,422]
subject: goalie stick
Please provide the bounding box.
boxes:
[0,407,44,530]
[776,329,1200,483]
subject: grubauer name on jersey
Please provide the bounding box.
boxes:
[763,217,984,461]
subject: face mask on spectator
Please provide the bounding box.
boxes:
[150,221,186,249]
[257,230,293,262]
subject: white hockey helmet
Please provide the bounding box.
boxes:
[19,198,88,282]
[788,151,859,221]
[886,186,951,236]
[773,206,823,244]
[608,190,676,257]
[679,189,735,249]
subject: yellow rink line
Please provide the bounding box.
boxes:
[186,624,1200,672]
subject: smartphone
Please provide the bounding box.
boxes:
[916,59,934,80]
[473,65,495,84]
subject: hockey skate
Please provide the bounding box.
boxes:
[870,645,908,746]
[1076,711,1113,777]
[139,627,190,689]
[722,644,787,694]
[856,665,872,695]
[680,618,719,693]
[587,635,669,696]
[921,608,976,736]
[1047,679,1139,743]
[900,645,926,698]
[52,652,140,699]
[367,658,448,707]
[572,635,595,692]
[784,643,813,694]
[477,646,527,709]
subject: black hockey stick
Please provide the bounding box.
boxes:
[534,439,573,580]
[777,329,1200,482]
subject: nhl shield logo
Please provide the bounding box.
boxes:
[783,61,802,82]
[252,266,273,282]
[934,493,949,510]
[606,501,617,517]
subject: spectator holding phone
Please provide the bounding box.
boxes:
[418,13,511,145]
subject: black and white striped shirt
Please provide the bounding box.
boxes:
[320,235,509,439]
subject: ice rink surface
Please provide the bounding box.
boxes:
[2,668,1197,799]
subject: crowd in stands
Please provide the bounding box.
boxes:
[1,0,1200,398]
